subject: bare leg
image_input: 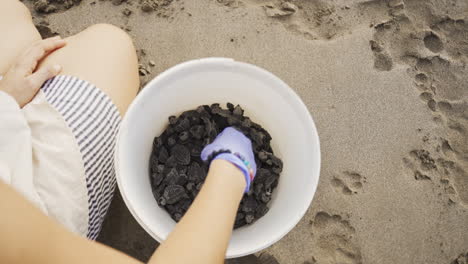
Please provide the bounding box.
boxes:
[0,1,138,114]
[0,0,42,75]
[39,24,140,115]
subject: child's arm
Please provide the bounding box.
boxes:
[0,127,253,264]
[149,127,256,264]
[0,179,142,264]
[149,159,246,264]
[0,160,245,264]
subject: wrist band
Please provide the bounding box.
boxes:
[232,152,255,184]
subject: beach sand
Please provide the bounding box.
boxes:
[22,0,468,263]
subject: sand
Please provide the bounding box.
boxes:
[23,0,468,263]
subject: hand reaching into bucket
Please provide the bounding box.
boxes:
[201,127,257,192]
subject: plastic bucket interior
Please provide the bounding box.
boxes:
[115,57,321,258]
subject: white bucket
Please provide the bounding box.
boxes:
[115,58,321,258]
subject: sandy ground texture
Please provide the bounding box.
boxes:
[22,0,468,263]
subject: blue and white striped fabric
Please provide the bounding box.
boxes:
[41,75,121,240]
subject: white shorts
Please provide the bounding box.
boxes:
[41,75,121,240]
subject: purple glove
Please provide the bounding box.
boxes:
[201,127,257,192]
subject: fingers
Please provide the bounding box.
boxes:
[27,64,62,91]
[18,37,67,73]
[32,36,67,60]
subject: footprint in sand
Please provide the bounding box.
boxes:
[370,40,393,71]
[403,145,468,206]
[310,212,362,264]
[437,158,468,206]
[369,2,468,166]
[423,32,444,53]
[408,57,468,206]
[372,3,468,208]
[331,171,365,195]
[431,18,468,61]
[372,52,393,71]
[403,149,437,179]
[219,0,391,40]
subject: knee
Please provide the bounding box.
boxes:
[4,0,33,21]
[83,24,135,49]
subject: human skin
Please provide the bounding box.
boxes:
[0,0,139,115]
[0,159,245,264]
[0,1,247,263]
